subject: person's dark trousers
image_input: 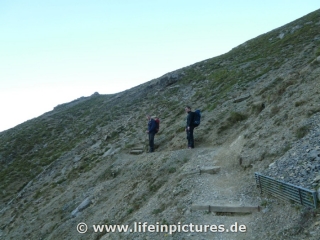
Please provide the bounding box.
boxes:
[187,127,194,148]
[149,132,155,152]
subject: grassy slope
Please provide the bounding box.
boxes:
[0,9,320,239]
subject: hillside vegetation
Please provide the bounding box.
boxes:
[1,9,320,240]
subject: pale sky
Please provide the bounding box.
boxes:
[0,1,319,132]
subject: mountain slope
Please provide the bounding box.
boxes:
[1,9,320,240]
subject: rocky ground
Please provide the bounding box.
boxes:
[264,112,320,190]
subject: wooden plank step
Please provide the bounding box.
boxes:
[182,166,221,176]
[131,146,144,150]
[130,150,144,154]
[191,205,260,213]
[200,166,220,174]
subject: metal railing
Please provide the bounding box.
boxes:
[255,172,318,208]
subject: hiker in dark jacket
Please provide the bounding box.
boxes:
[185,106,195,149]
[146,115,157,152]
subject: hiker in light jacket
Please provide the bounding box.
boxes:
[146,115,157,152]
[185,106,195,149]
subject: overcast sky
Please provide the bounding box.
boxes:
[0,1,319,132]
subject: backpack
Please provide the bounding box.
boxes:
[193,110,201,127]
[154,118,160,133]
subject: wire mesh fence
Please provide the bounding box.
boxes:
[255,172,318,209]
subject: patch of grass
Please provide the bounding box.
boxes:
[78,160,94,173]
[149,184,160,192]
[161,219,169,226]
[294,100,307,107]
[281,143,292,154]
[56,178,66,185]
[34,190,42,199]
[277,80,295,96]
[295,126,309,139]
[258,77,283,96]
[162,157,168,163]
[205,102,217,112]
[217,111,247,133]
[307,106,320,117]
[175,126,186,134]
[270,105,280,117]
[152,205,166,215]
[131,196,145,211]
[97,166,120,182]
[251,102,265,115]
[229,111,248,123]
[293,208,317,234]
[260,199,268,207]
[149,180,165,193]
[124,143,135,149]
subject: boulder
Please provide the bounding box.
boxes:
[252,101,265,113]
[90,140,101,150]
[73,155,82,163]
[103,147,120,157]
[233,94,251,103]
[309,150,320,160]
[71,197,92,217]
[312,175,320,183]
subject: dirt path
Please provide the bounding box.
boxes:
[179,135,262,239]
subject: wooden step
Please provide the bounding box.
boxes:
[200,166,220,175]
[131,145,144,151]
[130,150,144,154]
[182,166,221,176]
[191,204,260,213]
